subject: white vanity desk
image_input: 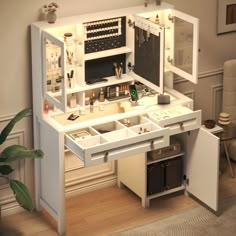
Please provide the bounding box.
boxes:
[42,87,200,168]
[37,86,205,234]
[31,3,220,234]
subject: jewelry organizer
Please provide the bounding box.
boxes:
[84,17,126,53]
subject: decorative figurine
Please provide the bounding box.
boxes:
[41,2,59,24]
[144,0,161,7]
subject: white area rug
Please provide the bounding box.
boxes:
[110,197,236,236]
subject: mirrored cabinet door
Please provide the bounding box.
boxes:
[42,31,67,112]
[169,9,199,84]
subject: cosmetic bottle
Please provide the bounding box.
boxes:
[44,100,49,114]
[116,86,120,97]
[92,91,96,102]
[69,93,77,108]
[70,70,74,88]
[98,88,105,102]
[85,97,90,106]
[106,86,110,98]
[90,98,94,113]
[125,84,129,95]
[64,33,73,45]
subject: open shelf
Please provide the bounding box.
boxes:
[84,46,132,61]
[147,185,185,199]
[147,151,185,165]
[83,74,134,91]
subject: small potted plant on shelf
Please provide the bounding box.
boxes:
[41,2,59,24]
[0,108,43,213]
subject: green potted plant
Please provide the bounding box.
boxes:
[0,108,43,212]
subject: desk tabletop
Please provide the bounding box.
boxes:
[201,124,223,134]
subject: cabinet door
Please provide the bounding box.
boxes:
[168,9,199,84]
[186,128,219,211]
[42,31,67,112]
[129,15,165,94]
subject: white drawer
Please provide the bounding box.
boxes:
[148,106,202,135]
[65,117,169,167]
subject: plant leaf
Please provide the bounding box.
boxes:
[10,179,34,211]
[0,165,14,175]
[1,145,43,163]
[0,108,30,145]
[0,156,7,162]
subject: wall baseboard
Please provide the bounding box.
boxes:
[66,178,117,198]
[0,202,24,217]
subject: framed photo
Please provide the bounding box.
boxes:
[217,0,236,34]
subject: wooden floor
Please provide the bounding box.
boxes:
[1,158,236,236]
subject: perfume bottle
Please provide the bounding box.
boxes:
[92,91,96,102]
[90,98,94,113]
[44,100,49,114]
[98,88,105,102]
[69,93,77,108]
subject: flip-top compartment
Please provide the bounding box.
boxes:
[147,106,201,135]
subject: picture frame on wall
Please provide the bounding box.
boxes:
[217,0,236,34]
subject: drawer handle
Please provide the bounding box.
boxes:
[104,152,109,162]
[179,122,184,129]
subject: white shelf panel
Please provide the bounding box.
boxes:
[147,185,185,200]
[46,90,62,98]
[46,84,85,98]
[84,46,132,61]
[147,151,185,165]
[46,74,134,98]
[83,74,134,91]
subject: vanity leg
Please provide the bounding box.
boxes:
[117,180,125,188]
[223,141,235,178]
[142,198,150,208]
[184,189,189,197]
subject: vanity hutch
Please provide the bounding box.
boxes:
[31,2,219,235]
